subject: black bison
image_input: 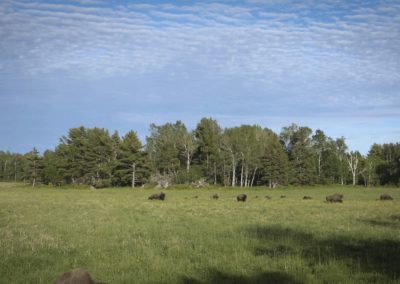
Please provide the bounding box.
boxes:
[54,268,95,284]
[212,194,219,199]
[303,196,312,200]
[148,192,166,201]
[380,194,393,200]
[280,195,286,198]
[237,194,247,202]
[326,193,343,203]
[265,196,271,199]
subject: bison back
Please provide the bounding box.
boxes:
[237,194,247,202]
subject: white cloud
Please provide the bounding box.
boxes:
[0,0,399,117]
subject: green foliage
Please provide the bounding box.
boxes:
[114,131,149,187]
[260,136,289,187]
[175,165,203,184]
[0,151,26,182]
[368,143,400,186]
[146,121,186,175]
[24,147,43,187]
[93,179,111,188]
[42,150,63,185]
[194,117,222,182]
[280,124,316,185]
[0,120,398,188]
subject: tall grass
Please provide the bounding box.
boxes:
[0,183,399,283]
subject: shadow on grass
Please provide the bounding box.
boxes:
[358,213,400,229]
[181,269,303,284]
[360,218,400,229]
[247,225,400,280]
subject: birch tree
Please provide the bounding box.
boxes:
[335,137,348,185]
[221,128,241,187]
[179,130,197,172]
[347,151,361,186]
[312,129,327,182]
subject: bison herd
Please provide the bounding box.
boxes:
[147,192,394,203]
[55,191,394,283]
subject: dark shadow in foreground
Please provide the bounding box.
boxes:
[181,270,303,284]
[246,224,400,280]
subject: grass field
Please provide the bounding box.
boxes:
[0,182,399,283]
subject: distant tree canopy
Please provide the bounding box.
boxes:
[1,119,399,187]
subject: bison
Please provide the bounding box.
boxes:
[148,192,166,201]
[212,194,219,199]
[303,196,312,200]
[326,193,343,203]
[380,194,393,200]
[280,195,286,198]
[54,268,95,284]
[265,196,271,199]
[237,194,247,202]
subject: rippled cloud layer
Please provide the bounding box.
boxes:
[0,0,399,153]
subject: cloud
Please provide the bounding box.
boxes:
[1,0,399,87]
[0,0,399,150]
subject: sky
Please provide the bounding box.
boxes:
[0,0,399,155]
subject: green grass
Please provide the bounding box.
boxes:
[0,183,399,283]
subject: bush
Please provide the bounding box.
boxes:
[175,166,203,184]
[93,179,111,189]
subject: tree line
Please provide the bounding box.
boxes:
[1,118,399,187]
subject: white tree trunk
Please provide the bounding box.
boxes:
[244,166,249,187]
[231,154,236,187]
[131,162,136,188]
[240,162,244,188]
[347,153,359,186]
[318,153,322,178]
[213,162,217,185]
[250,167,257,187]
[32,160,36,187]
[186,152,190,172]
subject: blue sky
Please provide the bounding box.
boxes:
[0,0,399,154]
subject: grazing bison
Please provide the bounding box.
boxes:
[54,268,95,284]
[280,195,286,198]
[265,196,271,199]
[380,194,393,200]
[237,194,247,202]
[326,193,343,203]
[148,192,166,201]
[212,194,219,199]
[303,196,312,200]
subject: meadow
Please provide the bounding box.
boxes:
[0,182,399,284]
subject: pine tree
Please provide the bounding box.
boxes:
[24,148,43,187]
[116,131,148,187]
